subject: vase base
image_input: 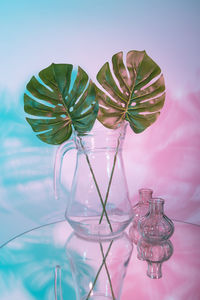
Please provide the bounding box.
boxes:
[67,215,132,240]
[81,292,113,300]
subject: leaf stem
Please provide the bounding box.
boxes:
[80,138,113,233]
[85,240,114,300]
[100,242,116,300]
[99,135,121,224]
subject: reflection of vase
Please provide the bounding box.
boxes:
[55,122,133,240]
[137,238,173,279]
[129,188,153,245]
[139,198,174,243]
[65,232,133,300]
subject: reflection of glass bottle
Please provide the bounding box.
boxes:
[137,238,173,279]
[65,232,133,300]
[139,198,174,243]
[129,188,153,245]
[129,189,153,260]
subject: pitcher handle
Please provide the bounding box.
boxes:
[54,139,76,201]
[54,265,63,300]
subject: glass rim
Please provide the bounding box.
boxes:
[139,188,153,194]
[75,121,128,137]
[148,197,165,204]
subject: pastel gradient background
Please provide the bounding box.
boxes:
[0,0,200,246]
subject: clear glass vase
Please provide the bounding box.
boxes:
[55,122,133,240]
[65,232,133,300]
[129,188,153,245]
[138,198,174,243]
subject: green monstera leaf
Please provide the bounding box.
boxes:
[96,50,165,133]
[24,63,98,145]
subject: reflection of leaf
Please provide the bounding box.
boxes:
[24,64,98,145]
[96,50,165,133]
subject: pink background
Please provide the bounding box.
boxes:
[0,0,200,245]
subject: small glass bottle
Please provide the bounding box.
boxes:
[129,188,153,245]
[139,197,174,243]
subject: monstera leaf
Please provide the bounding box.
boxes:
[24,63,98,145]
[96,50,165,133]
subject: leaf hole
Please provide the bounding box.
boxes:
[131,102,136,107]
[36,76,54,93]
[109,52,130,95]
[149,99,155,104]
[68,68,79,93]
[140,73,161,91]
[99,104,109,110]
[80,106,90,115]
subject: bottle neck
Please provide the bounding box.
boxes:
[147,262,162,279]
[139,188,153,204]
[149,198,164,215]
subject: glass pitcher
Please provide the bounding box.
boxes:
[65,232,133,300]
[54,122,133,240]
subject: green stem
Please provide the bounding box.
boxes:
[85,240,113,300]
[80,138,113,233]
[99,135,121,224]
[100,242,116,300]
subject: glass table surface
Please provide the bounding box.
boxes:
[0,220,200,300]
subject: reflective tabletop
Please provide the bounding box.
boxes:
[0,220,200,300]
